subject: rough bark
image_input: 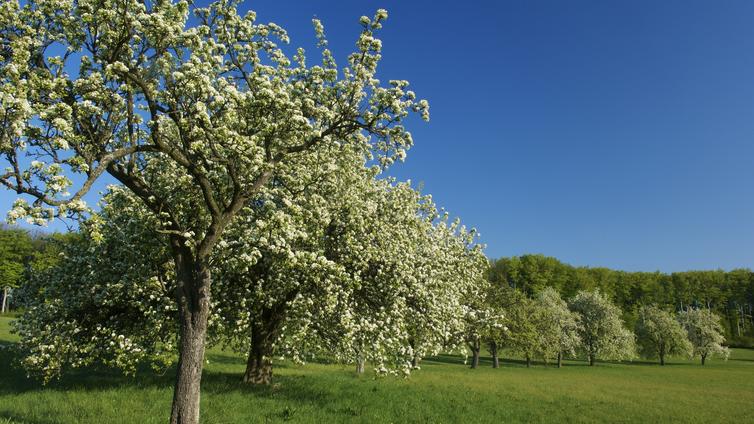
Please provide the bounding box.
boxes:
[490,342,499,368]
[243,322,273,384]
[169,254,211,424]
[557,351,562,368]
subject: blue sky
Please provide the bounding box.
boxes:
[3,0,754,272]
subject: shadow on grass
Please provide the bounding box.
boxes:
[0,410,59,424]
[0,344,350,410]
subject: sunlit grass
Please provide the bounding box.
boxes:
[1,316,753,423]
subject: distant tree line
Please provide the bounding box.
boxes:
[488,254,754,345]
[0,225,75,313]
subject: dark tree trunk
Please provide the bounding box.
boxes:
[701,354,706,365]
[526,355,531,368]
[557,351,562,368]
[470,341,481,369]
[660,353,665,366]
[589,354,595,366]
[169,254,211,424]
[243,322,273,384]
[490,342,499,368]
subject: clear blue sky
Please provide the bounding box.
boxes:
[3,0,754,272]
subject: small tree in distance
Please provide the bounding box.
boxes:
[569,290,635,366]
[678,308,729,365]
[537,287,581,368]
[635,305,692,365]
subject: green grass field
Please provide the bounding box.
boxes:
[2,315,754,423]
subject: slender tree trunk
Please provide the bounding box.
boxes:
[169,250,211,424]
[491,342,499,368]
[589,354,595,366]
[526,355,531,368]
[356,356,366,374]
[660,353,665,366]
[557,351,562,368]
[1,287,6,314]
[701,354,706,366]
[243,321,273,384]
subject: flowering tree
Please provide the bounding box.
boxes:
[504,295,550,368]
[635,305,692,365]
[16,161,485,385]
[403,217,488,370]
[0,1,427,421]
[569,290,635,366]
[536,287,581,368]
[461,281,505,369]
[677,308,729,365]
[13,187,176,381]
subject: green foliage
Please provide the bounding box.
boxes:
[0,227,33,290]
[635,305,692,364]
[489,255,754,343]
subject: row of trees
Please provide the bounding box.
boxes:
[468,282,729,369]
[14,165,488,384]
[489,255,754,344]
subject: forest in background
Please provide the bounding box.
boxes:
[489,254,754,346]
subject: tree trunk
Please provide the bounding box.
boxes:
[557,351,562,368]
[701,354,706,366]
[660,353,665,366]
[491,342,499,368]
[1,287,6,314]
[526,355,531,368]
[243,324,273,384]
[589,354,595,366]
[356,357,365,374]
[470,342,481,369]
[169,251,211,424]
[411,354,421,369]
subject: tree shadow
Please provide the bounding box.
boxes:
[0,344,351,411]
[0,410,59,424]
[0,347,176,395]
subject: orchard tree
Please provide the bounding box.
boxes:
[503,293,551,368]
[402,213,489,370]
[536,287,581,368]
[678,308,729,365]
[635,305,692,365]
[569,290,635,366]
[0,1,428,422]
[14,187,176,381]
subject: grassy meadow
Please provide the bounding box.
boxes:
[1,315,754,423]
